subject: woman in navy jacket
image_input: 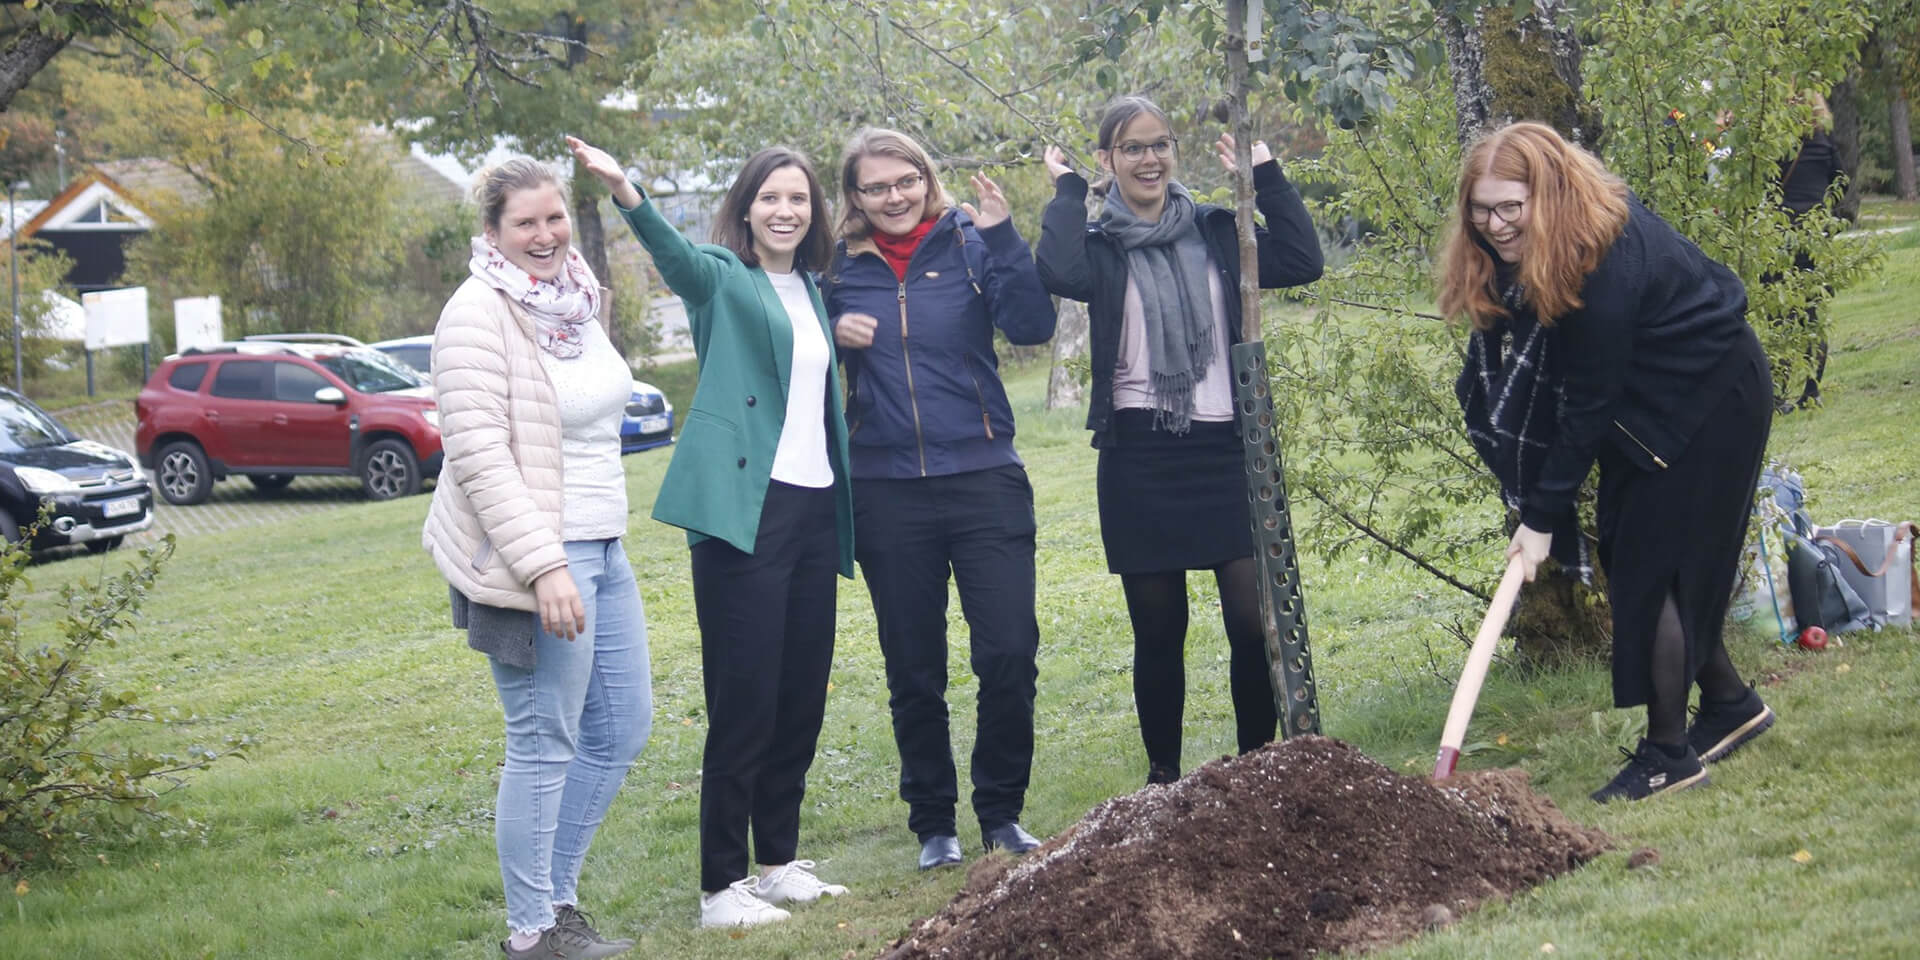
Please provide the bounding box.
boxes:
[1035,96,1321,786]
[1439,122,1775,804]
[820,127,1056,871]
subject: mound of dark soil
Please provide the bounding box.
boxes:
[880,737,1610,960]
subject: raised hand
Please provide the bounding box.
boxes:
[565,135,643,208]
[1043,145,1074,185]
[959,172,1010,230]
[1214,133,1274,174]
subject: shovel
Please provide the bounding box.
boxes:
[1433,554,1528,779]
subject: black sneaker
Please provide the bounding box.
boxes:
[1590,739,1708,804]
[553,905,634,951]
[1687,687,1775,764]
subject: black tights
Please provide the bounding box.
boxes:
[1645,590,1747,746]
[1121,556,1275,775]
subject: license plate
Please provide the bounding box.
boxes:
[102,497,141,518]
[638,414,669,434]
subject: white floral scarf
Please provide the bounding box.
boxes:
[468,236,603,359]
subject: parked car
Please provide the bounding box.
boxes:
[0,386,153,553]
[371,335,674,453]
[135,341,443,505]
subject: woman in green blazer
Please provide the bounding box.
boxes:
[569,137,855,930]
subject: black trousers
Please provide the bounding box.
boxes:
[690,480,838,892]
[853,465,1039,841]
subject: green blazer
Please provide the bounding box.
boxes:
[618,191,855,577]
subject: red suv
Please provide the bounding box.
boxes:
[135,340,443,504]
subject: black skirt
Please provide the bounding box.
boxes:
[1596,331,1772,707]
[1096,409,1255,575]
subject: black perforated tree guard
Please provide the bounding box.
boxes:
[1231,339,1321,737]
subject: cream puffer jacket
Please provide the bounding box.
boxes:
[421,277,574,610]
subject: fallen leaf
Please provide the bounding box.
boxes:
[14,880,27,897]
[1541,944,1557,954]
[1836,663,1851,674]
[1792,849,1813,864]
[1496,733,1510,746]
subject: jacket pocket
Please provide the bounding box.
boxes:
[470,536,494,573]
[1612,420,1669,470]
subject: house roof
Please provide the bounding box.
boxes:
[8,168,155,242]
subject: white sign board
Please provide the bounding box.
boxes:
[173,296,223,352]
[82,286,150,350]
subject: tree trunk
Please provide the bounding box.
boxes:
[1440,8,1498,147]
[1045,298,1088,410]
[572,163,618,354]
[1830,73,1865,223]
[0,23,70,114]
[1885,31,1918,201]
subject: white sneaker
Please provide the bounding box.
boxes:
[699,878,791,929]
[753,860,849,905]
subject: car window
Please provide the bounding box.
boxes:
[275,363,336,403]
[168,362,209,392]
[210,360,274,400]
[0,395,70,452]
[381,344,431,374]
[315,350,426,393]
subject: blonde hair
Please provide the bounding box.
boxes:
[835,127,948,242]
[471,158,569,232]
[1803,91,1833,132]
[1436,122,1630,329]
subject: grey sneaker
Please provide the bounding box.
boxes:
[553,905,634,950]
[500,918,633,959]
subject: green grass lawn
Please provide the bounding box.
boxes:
[4,211,1917,959]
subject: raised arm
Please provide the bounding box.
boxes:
[568,135,725,305]
[1035,146,1096,303]
[962,172,1057,346]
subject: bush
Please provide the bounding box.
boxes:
[0,532,240,872]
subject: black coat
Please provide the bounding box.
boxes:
[1035,161,1323,445]
[1779,132,1843,217]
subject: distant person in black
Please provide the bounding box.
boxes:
[1439,122,1777,804]
[1776,92,1844,408]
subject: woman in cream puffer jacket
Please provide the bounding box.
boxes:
[423,156,651,959]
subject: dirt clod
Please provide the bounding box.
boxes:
[1421,904,1456,930]
[879,737,1610,960]
[1628,846,1661,869]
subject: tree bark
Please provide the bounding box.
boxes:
[1830,73,1865,222]
[1045,298,1088,410]
[1885,30,1918,201]
[1440,7,1498,148]
[0,23,71,114]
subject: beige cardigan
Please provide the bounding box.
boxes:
[420,277,573,610]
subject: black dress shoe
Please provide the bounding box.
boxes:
[918,834,964,870]
[981,822,1041,855]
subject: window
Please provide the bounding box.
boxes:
[314,350,426,394]
[167,362,209,392]
[210,360,273,400]
[381,344,431,374]
[274,363,335,403]
[0,396,69,453]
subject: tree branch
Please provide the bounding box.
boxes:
[1301,480,1490,600]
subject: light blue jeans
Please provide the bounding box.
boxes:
[489,538,652,936]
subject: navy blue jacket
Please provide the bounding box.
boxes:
[1035,161,1323,446]
[821,207,1057,479]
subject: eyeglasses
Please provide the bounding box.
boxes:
[1468,199,1526,226]
[853,173,925,199]
[1112,138,1178,161]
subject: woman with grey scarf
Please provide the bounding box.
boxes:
[1036,95,1322,786]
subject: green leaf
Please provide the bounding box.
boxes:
[246,28,266,50]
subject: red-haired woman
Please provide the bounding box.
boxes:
[1439,121,1776,803]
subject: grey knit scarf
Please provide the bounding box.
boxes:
[1098,181,1216,433]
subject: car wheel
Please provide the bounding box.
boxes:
[84,536,124,554]
[156,441,214,505]
[249,474,295,491]
[359,439,421,501]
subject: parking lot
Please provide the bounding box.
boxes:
[52,399,380,547]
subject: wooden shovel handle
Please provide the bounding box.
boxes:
[1434,554,1529,779]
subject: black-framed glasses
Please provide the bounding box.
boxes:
[853,173,926,199]
[1113,138,1178,161]
[1468,199,1526,226]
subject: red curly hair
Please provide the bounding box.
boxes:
[1437,122,1629,330]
